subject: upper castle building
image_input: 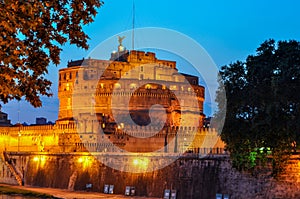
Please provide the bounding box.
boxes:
[58,50,205,121]
[0,41,224,154]
[58,42,206,152]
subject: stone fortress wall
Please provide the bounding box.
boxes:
[0,151,299,199]
[0,124,224,154]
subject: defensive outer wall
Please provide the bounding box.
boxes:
[0,125,300,198]
[0,151,300,199]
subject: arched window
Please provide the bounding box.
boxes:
[145,84,151,89]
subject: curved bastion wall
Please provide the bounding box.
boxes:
[1,152,300,199]
[0,124,224,153]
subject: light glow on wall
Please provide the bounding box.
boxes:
[33,156,47,168]
[78,156,91,169]
[132,157,149,172]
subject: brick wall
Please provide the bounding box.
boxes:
[7,153,300,199]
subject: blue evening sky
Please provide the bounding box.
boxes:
[3,0,300,124]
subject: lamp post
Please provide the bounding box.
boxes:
[18,131,21,152]
[62,131,65,152]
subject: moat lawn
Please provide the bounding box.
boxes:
[0,185,61,198]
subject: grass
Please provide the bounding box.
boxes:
[0,186,61,198]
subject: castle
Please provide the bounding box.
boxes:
[0,41,224,154]
[1,42,299,199]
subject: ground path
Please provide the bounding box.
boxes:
[0,184,160,199]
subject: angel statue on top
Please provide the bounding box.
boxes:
[117,36,126,52]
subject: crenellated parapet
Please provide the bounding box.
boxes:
[0,122,225,154]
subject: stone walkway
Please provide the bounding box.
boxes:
[0,184,160,199]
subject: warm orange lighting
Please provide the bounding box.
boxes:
[145,84,151,89]
[78,157,84,163]
[40,156,46,166]
[33,156,46,167]
[129,83,136,89]
[78,156,91,169]
[133,159,139,166]
[132,158,149,170]
[33,156,39,162]
[114,83,121,89]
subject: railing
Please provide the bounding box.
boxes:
[2,151,23,186]
[180,147,229,158]
[72,143,227,155]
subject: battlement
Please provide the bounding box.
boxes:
[0,122,224,154]
[127,50,157,62]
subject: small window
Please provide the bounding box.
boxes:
[170,85,177,90]
[67,98,71,109]
[130,83,136,89]
[66,83,70,91]
[145,84,151,89]
[140,66,144,72]
[114,83,121,89]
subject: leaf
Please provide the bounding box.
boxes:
[0,0,103,107]
[216,39,300,175]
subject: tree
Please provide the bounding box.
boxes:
[0,0,103,107]
[216,39,300,175]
